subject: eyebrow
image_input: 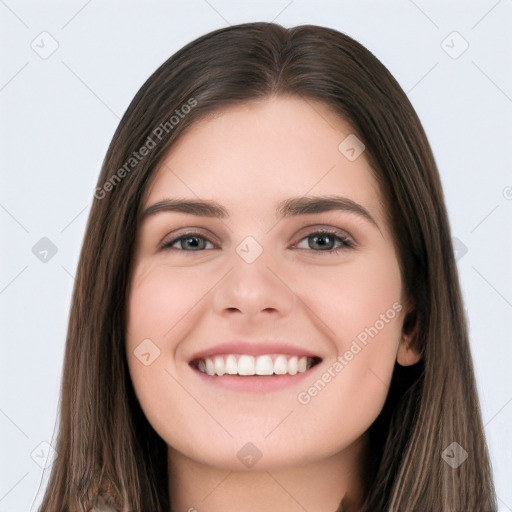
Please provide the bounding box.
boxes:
[140,195,378,227]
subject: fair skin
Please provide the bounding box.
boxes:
[126,95,421,512]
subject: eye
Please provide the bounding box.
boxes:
[294,230,354,254]
[160,232,215,251]
[160,229,354,254]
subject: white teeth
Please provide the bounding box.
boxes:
[238,355,255,375]
[288,356,298,376]
[225,354,238,374]
[205,358,215,376]
[273,355,288,374]
[255,355,273,375]
[196,354,315,376]
[214,356,225,376]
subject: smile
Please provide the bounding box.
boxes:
[191,354,322,376]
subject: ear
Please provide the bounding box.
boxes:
[396,307,422,366]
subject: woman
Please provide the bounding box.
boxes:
[38,22,497,512]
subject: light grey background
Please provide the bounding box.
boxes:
[1,1,511,510]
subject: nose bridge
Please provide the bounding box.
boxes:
[212,232,295,317]
[234,234,266,266]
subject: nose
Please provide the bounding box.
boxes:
[211,244,295,321]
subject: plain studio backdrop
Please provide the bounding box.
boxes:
[1,1,511,510]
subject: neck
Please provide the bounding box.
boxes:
[167,431,369,512]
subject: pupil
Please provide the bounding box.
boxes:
[314,234,331,250]
[186,237,200,249]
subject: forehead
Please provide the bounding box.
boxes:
[143,95,385,224]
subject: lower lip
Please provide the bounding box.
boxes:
[190,364,319,393]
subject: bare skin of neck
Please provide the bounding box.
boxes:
[167,431,369,512]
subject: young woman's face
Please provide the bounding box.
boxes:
[126,95,418,471]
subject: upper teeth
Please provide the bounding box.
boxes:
[197,354,313,376]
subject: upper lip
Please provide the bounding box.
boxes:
[189,340,322,362]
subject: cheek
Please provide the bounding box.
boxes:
[125,265,197,396]
[127,264,206,347]
[292,248,404,437]
[300,246,403,349]
[125,264,207,447]
[341,250,403,357]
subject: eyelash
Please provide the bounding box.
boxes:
[159,229,355,255]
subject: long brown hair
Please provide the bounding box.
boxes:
[38,22,497,512]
